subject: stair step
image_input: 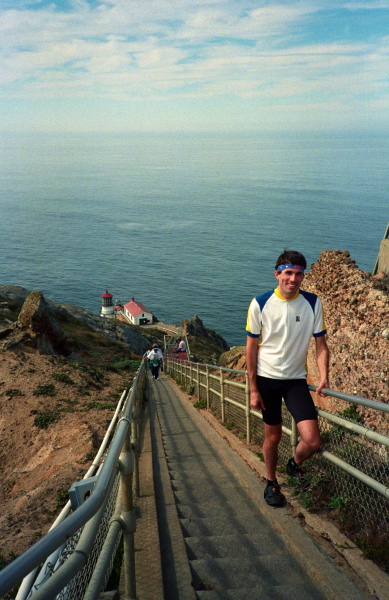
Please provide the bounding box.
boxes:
[190,556,311,591]
[180,516,267,538]
[173,486,254,506]
[176,500,265,519]
[168,465,235,480]
[195,583,327,600]
[171,477,250,494]
[185,533,286,560]
[166,458,220,470]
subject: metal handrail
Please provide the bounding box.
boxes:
[308,384,389,414]
[15,389,130,600]
[0,362,146,600]
[167,357,389,502]
[169,356,389,413]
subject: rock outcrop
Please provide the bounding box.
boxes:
[303,250,389,431]
[182,315,229,351]
[0,291,70,355]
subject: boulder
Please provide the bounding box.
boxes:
[182,315,229,351]
[1,291,70,355]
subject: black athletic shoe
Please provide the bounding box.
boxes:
[264,482,286,507]
[286,458,305,479]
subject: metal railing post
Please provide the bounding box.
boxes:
[220,370,225,423]
[131,406,140,498]
[245,372,251,444]
[119,422,138,600]
[196,363,200,399]
[206,366,210,409]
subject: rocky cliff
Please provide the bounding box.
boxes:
[182,314,228,349]
[303,250,389,431]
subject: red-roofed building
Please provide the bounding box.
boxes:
[123,297,154,325]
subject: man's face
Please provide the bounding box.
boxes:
[274,268,304,299]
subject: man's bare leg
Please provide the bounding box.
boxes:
[294,419,321,465]
[263,423,282,480]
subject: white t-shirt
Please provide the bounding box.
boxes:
[246,288,326,379]
[148,348,163,362]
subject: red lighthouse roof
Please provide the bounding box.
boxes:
[101,290,113,298]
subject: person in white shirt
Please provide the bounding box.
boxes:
[246,250,329,507]
[148,344,163,379]
[175,339,186,353]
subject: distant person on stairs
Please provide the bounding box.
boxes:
[246,249,329,507]
[174,339,186,353]
[148,344,163,380]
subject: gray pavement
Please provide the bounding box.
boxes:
[131,372,380,600]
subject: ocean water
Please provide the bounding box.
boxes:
[0,131,388,347]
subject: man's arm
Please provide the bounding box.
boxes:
[246,335,265,410]
[315,335,330,397]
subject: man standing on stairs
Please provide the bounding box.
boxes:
[246,249,329,507]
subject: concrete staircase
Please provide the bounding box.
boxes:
[151,375,373,600]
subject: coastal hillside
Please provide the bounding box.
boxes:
[0,290,142,560]
[0,287,229,561]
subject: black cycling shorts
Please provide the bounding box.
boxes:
[256,376,318,426]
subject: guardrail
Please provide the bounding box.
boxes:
[167,357,389,538]
[0,361,147,600]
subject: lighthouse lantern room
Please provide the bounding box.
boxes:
[101,290,114,319]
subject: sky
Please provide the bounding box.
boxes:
[0,0,388,133]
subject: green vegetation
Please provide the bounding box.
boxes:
[53,372,75,385]
[33,384,56,396]
[193,399,207,409]
[107,359,142,372]
[338,404,364,423]
[55,490,69,510]
[33,410,59,429]
[85,400,117,411]
[58,397,79,406]
[2,388,24,398]
[186,384,196,395]
[328,496,349,510]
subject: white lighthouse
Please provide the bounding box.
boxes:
[100,290,114,319]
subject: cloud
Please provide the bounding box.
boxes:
[0,0,388,131]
